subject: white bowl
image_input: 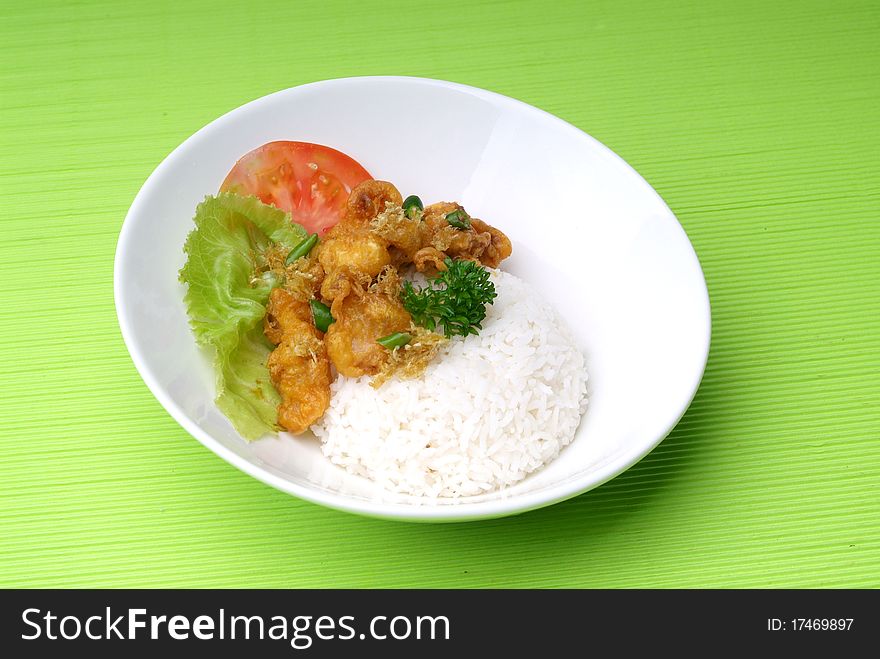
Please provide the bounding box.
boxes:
[115,77,710,522]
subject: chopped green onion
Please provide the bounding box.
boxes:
[285,233,319,265]
[402,195,424,219]
[445,209,471,229]
[309,299,334,333]
[377,332,412,349]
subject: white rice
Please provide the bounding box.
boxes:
[311,270,588,498]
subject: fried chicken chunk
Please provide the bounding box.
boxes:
[419,202,512,269]
[316,180,401,294]
[324,268,411,378]
[263,288,332,434]
[370,199,423,265]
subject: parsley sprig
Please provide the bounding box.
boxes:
[401,258,497,338]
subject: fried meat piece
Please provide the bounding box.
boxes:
[263,288,332,434]
[324,269,411,378]
[370,200,423,265]
[419,202,511,269]
[316,180,401,289]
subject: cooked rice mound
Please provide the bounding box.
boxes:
[311,270,588,498]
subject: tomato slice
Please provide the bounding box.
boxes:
[220,141,372,235]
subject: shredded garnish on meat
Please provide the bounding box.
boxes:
[296,340,323,363]
[249,244,324,300]
[370,202,416,238]
[282,256,323,300]
[370,201,423,265]
[370,264,402,296]
[249,243,286,286]
[370,325,448,388]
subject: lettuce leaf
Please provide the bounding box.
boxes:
[179,193,307,439]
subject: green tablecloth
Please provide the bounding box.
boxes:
[2,0,877,588]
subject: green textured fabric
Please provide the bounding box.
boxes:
[1,0,878,588]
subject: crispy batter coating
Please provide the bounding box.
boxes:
[468,217,512,268]
[320,265,372,318]
[316,180,401,288]
[346,179,404,222]
[324,271,412,378]
[263,288,332,434]
[317,230,389,284]
[412,246,449,273]
[370,325,448,389]
[284,254,325,299]
[370,202,423,264]
[420,202,511,268]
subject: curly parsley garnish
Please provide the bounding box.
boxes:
[401,258,497,338]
